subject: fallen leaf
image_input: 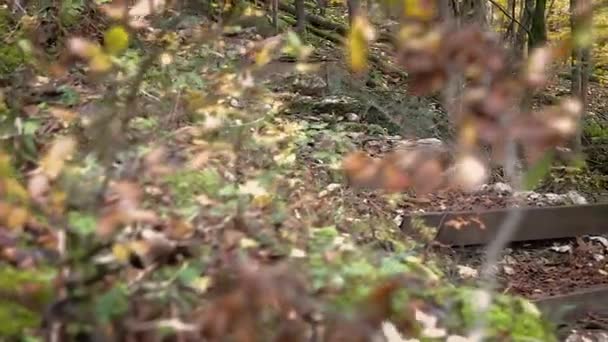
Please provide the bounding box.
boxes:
[347,15,375,73]
[129,0,166,16]
[40,136,76,179]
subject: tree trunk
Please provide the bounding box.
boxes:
[272,0,279,33]
[460,0,488,25]
[295,0,306,34]
[515,0,534,57]
[504,0,516,43]
[347,0,359,24]
[570,0,592,152]
[528,0,547,49]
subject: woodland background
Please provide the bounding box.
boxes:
[0,0,607,341]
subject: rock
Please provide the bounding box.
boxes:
[398,138,444,149]
[565,330,608,342]
[503,265,516,276]
[514,191,534,199]
[345,112,360,122]
[291,74,327,96]
[229,98,243,108]
[457,265,478,279]
[566,190,588,205]
[544,193,566,205]
[491,182,512,195]
[313,95,361,114]
[550,244,572,253]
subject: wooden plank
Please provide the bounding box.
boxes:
[400,203,608,246]
[533,285,608,323]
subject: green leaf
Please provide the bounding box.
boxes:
[104,26,130,55]
[68,211,96,235]
[22,120,40,136]
[95,285,128,323]
[58,86,80,106]
[523,151,554,190]
[177,264,200,285]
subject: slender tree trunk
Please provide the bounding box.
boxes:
[295,0,306,34]
[570,0,592,152]
[515,0,534,57]
[461,0,488,26]
[347,0,359,24]
[272,0,279,33]
[504,0,516,43]
[529,0,547,49]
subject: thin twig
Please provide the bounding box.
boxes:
[486,0,532,37]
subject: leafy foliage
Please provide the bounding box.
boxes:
[0,0,604,340]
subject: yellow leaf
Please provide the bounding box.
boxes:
[40,136,76,179]
[255,48,272,67]
[403,0,436,20]
[112,243,131,263]
[6,206,28,230]
[459,119,477,148]
[191,276,212,293]
[89,53,113,73]
[49,190,67,216]
[0,152,12,177]
[239,237,259,249]
[347,15,375,73]
[104,26,130,55]
[3,178,29,204]
[252,193,273,208]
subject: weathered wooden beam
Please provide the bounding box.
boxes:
[401,203,608,246]
[534,285,608,323]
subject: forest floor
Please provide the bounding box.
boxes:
[2,5,608,341]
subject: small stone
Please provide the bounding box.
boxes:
[593,254,605,262]
[503,265,516,275]
[416,138,443,146]
[550,244,572,253]
[393,215,404,226]
[590,236,608,249]
[457,265,478,279]
[566,190,588,205]
[544,193,565,205]
[491,182,512,195]
[503,255,516,264]
[345,112,360,122]
[229,98,243,108]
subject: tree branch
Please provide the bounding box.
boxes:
[487,0,532,37]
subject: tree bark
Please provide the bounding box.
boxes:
[295,0,306,34]
[570,0,592,152]
[347,0,359,24]
[460,0,488,26]
[272,0,279,33]
[528,0,547,49]
[515,0,534,57]
[504,0,516,42]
